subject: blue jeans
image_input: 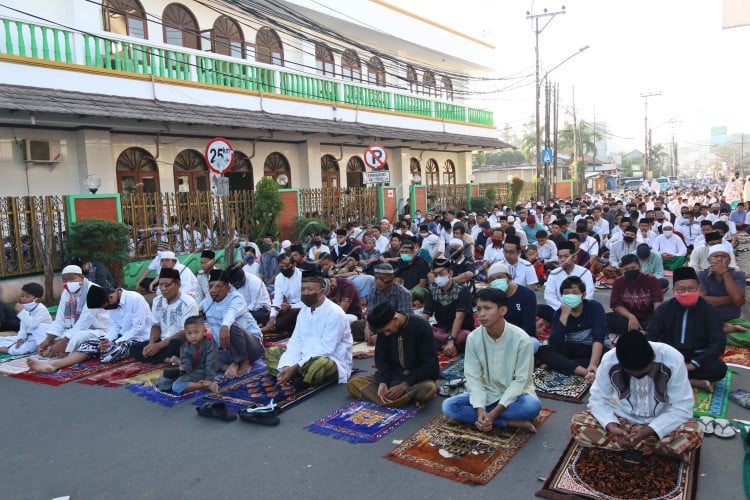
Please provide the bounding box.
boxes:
[442,392,541,427]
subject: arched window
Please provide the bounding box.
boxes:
[264,152,291,187]
[226,151,254,192]
[321,154,340,189]
[212,15,244,58]
[346,156,365,187]
[406,65,417,93]
[422,71,436,97]
[442,76,453,101]
[162,3,200,50]
[425,158,439,186]
[102,0,147,39]
[173,149,209,192]
[256,27,283,66]
[367,56,385,87]
[410,157,422,181]
[443,159,456,185]
[116,147,159,194]
[341,49,361,82]
[315,43,334,76]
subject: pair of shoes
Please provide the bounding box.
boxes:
[239,400,280,426]
[697,416,736,438]
[291,375,311,392]
[595,281,611,290]
[195,402,237,421]
[438,378,466,397]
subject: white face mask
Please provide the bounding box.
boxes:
[435,276,450,287]
[22,301,38,311]
[64,281,81,294]
[663,230,673,238]
[720,215,728,222]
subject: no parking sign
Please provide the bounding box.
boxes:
[364,144,388,170]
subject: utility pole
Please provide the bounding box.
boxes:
[527,6,566,202]
[572,87,580,195]
[544,79,551,201]
[552,82,559,198]
[640,91,661,178]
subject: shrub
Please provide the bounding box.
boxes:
[65,218,130,285]
[509,177,525,207]
[249,177,283,244]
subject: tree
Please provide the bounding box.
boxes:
[649,143,668,178]
[65,218,130,286]
[249,177,283,244]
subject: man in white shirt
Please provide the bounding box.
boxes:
[636,219,658,248]
[370,227,390,255]
[591,207,610,245]
[195,250,217,304]
[539,241,594,321]
[148,251,198,298]
[223,265,272,326]
[482,228,507,265]
[265,270,352,388]
[653,222,687,270]
[503,236,537,290]
[262,254,303,335]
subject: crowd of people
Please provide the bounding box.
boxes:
[1,175,747,463]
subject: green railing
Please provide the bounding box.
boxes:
[279,72,338,102]
[343,84,391,110]
[0,17,494,127]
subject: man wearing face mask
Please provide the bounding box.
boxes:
[259,234,280,288]
[540,241,595,323]
[307,231,331,261]
[265,270,352,389]
[536,276,607,382]
[679,210,700,248]
[223,265,272,326]
[647,267,727,392]
[481,227,506,267]
[447,237,475,286]
[394,240,429,291]
[262,254,303,335]
[572,331,702,461]
[486,263,538,351]
[331,229,356,263]
[423,258,475,357]
[653,222,687,270]
[608,226,639,268]
[607,254,663,336]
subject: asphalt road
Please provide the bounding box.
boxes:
[3,246,750,499]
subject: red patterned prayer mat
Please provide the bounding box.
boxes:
[721,346,750,369]
[11,357,130,386]
[78,360,164,387]
[438,353,464,380]
[535,439,700,500]
[386,409,553,485]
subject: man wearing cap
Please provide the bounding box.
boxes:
[222,265,272,326]
[486,263,538,349]
[689,232,738,273]
[195,250,217,304]
[697,244,746,333]
[446,237,476,286]
[571,331,702,460]
[130,268,199,364]
[653,222,687,270]
[647,266,728,391]
[263,254,303,335]
[201,269,264,378]
[148,251,198,298]
[539,241,595,322]
[266,270,352,388]
[28,283,114,373]
[418,225,444,261]
[522,214,542,244]
[423,258,475,356]
[394,240,429,291]
[353,263,413,344]
[348,302,438,407]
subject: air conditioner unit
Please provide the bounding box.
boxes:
[24,139,61,163]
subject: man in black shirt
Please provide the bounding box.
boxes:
[423,258,475,356]
[395,240,429,291]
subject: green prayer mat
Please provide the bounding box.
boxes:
[736,422,750,500]
[693,370,732,418]
[0,352,31,364]
[727,320,750,348]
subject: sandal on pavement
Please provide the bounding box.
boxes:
[195,402,237,422]
[239,409,280,426]
[712,418,736,439]
[697,416,715,436]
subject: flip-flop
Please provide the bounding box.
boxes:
[712,418,736,439]
[195,402,237,422]
[697,416,715,436]
[239,409,280,426]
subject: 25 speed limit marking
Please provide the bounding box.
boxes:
[205,138,235,174]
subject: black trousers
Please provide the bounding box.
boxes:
[606,312,651,335]
[129,338,184,363]
[689,357,727,382]
[536,341,607,375]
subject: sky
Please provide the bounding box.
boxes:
[401,0,750,154]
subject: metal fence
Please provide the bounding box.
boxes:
[476,183,510,205]
[120,190,254,260]
[298,187,379,229]
[0,196,67,278]
[426,184,469,212]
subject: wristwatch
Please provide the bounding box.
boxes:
[447,335,455,341]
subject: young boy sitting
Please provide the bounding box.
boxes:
[157,316,219,394]
[0,283,52,355]
[525,245,546,286]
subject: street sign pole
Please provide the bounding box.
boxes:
[205,138,234,260]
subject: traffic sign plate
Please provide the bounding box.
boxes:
[541,148,554,164]
[364,170,391,184]
[364,144,388,170]
[205,138,235,174]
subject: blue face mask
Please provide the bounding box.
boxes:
[490,278,509,292]
[561,293,583,308]
[400,253,413,262]
[233,281,245,289]
[245,256,255,264]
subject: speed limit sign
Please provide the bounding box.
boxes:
[205,138,235,174]
[364,144,388,170]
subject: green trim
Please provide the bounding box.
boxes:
[65,193,123,224]
[278,188,301,217]
[377,186,397,220]
[122,249,227,289]
[409,184,427,220]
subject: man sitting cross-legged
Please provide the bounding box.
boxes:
[606,254,663,336]
[266,270,353,390]
[647,266,727,392]
[571,331,702,462]
[347,302,438,407]
[442,288,542,433]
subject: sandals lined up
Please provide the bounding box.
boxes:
[697,416,737,439]
[195,400,280,426]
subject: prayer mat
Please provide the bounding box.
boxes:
[352,341,375,359]
[0,352,31,364]
[191,362,343,413]
[726,320,750,348]
[438,354,464,380]
[693,370,731,418]
[0,355,37,375]
[78,360,164,388]
[533,367,591,403]
[11,357,130,386]
[261,331,290,343]
[721,346,750,370]
[736,422,750,499]
[125,364,264,407]
[386,409,553,485]
[535,438,700,500]
[263,337,289,349]
[306,400,419,443]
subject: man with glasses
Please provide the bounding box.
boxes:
[347,302,438,408]
[647,266,727,392]
[130,268,199,364]
[539,241,595,322]
[503,235,537,290]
